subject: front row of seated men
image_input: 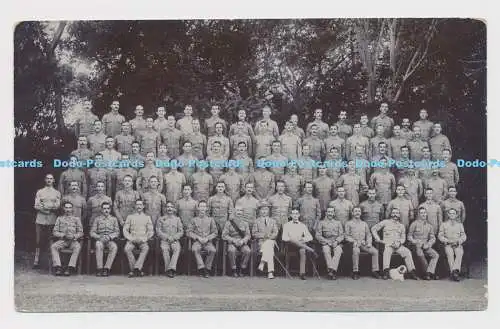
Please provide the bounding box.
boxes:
[50,198,466,282]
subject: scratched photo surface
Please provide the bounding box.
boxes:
[14,19,487,312]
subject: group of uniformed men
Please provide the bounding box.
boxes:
[32,100,467,281]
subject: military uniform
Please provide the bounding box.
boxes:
[235,195,259,226]
[413,119,434,141]
[303,136,325,161]
[268,193,293,228]
[313,175,336,212]
[297,156,317,182]
[407,138,428,161]
[324,135,345,159]
[176,197,198,230]
[267,153,288,180]
[62,193,87,227]
[87,193,112,228]
[208,193,234,232]
[189,171,213,202]
[129,117,147,139]
[439,161,459,187]
[254,119,279,139]
[71,147,94,162]
[163,170,186,203]
[153,118,169,134]
[371,219,416,271]
[359,199,384,228]
[206,154,226,182]
[423,176,448,202]
[386,197,414,229]
[388,137,408,161]
[101,149,122,162]
[35,187,61,226]
[141,190,167,225]
[205,116,228,137]
[137,165,163,193]
[176,116,194,135]
[183,131,207,160]
[207,135,230,160]
[407,219,439,275]
[369,136,390,159]
[115,134,135,156]
[177,153,197,181]
[219,171,244,203]
[315,218,344,272]
[230,134,253,158]
[325,158,344,182]
[336,121,353,140]
[438,219,466,273]
[249,170,275,201]
[59,168,87,197]
[90,214,120,270]
[429,134,451,160]
[306,120,329,140]
[400,128,414,142]
[123,213,154,271]
[232,154,254,182]
[279,133,302,160]
[337,172,367,206]
[160,127,183,158]
[282,173,304,203]
[74,111,99,137]
[188,215,218,271]
[328,198,354,226]
[113,189,141,227]
[87,167,112,198]
[102,112,125,138]
[369,171,396,206]
[294,194,321,233]
[87,132,107,154]
[112,167,138,197]
[222,218,251,272]
[51,215,83,269]
[229,121,255,139]
[138,129,161,156]
[399,176,423,209]
[370,115,394,138]
[254,134,274,159]
[346,135,370,160]
[440,198,466,223]
[360,125,375,139]
[156,215,184,272]
[345,219,379,273]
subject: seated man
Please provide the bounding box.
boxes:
[187,200,218,278]
[281,208,318,280]
[438,208,467,282]
[51,201,83,276]
[345,207,380,280]
[123,199,154,277]
[315,206,344,280]
[90,201,120,277]
[371,208,419,280]
[222,206,251,277]
[156,201,184,278]
[407,206,440,280]
[252,201,279,279]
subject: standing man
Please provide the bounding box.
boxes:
[345,207,380,279]
[313,166,336,213]
[438,208,467,281]
[413,109,434,141]
[388,125,408,161]
[50,202,83,276]
[294,182,322,233]
[188,200,218,278]
[102,100,126,138]
[324,125,346,159]
[87,120,107,155]
[315,206,344,280]
[58,155,87,197]
[346,123,370,160]
[290,114,305,140]
[208,182,234,232]
[74,100,99,138]
[129,105,147,139]
[189,163,214,202]
[141,176,167,226]
[182,118,207,160]
[156,201,184,277]
[370,102,394,138]
[219,167,244,203]
[235,182,260,227]
[232,141,254,182]
[281,208,317,280]
[176,104,195,134]
[254,120,274,159]
[440,186,466,223]
[222,206,251,277]
[206,141,226,182]
[138,117,161,156]
[176,141,197,181]
[87,153,112,197]
[407,207,440,280]
[71,135,94,162]
[163,167,186,204]
[303,124,326,161]
[423,169,448,203]
[137,152,163,193]
[371,208,419,280]
[252,201,279,279]
[249,158,275,201]
[400,118,414,141]
[306,108,329,140]
[399,167,424,210]
[87,181,112,230]
[439,148,460,187]
[336,110,352,140]
[369,158,396,211]
[407,126,428,161]
[386,185,415,230]
[113,175,141,227]
[205,104,228,137]
[90,202,120,277]
[268,180,293,229]
[254,105,279,139]
[267,140,288,180]
[279,120,302,160]
[229,109,256,142]
[33,174,61,269]
[153,106,169,133]
[207,122,230,159]
[101,137,122,162]
[359,188,384,229]
[123,199,154,277]
[176,185,198,230]
[230,121,253,158]
[111,154,138,197]
[337,160,368,206]
[369,124,390,159]
[160,115,183,159]
[129,141,145,164]
[359,114,374,139]
[418,188,443,234]
[328,186,354,227]
[429,123,452,160]
[282,164,304,203]
[297,144,317,182]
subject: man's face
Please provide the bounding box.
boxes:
[94,155,103,163]
[401,147,409,158]
[166,203,175,214]
[425,189,433,200]
[183,143,192,153]
[157,107,166,117]
[423,148,430,158]
[276,182,285,193]
[212,143,221,154]
[184,106,193,116]
[419,109,428,120]
[419,208,427,219]
[132,143,140,153]
[413,126,421,137]
[368,189,376,200]
[135,201,144,212]
[442,150,451,161]
[285,121,293,131]
[287,165,297,174]
[262,107,271,118]
[432,169,439,176]
[96,182,105,193]
[238,110,246,121]
[105,138,114,149]
[216,183,225,194]
[433,124,442,135]
[290,115,298,126]
[235,207,244,218]
[215,123,223,135]
[102,204,111,216]
[271,142,281,154]
[329,148,340,158]
[64,203,73,215]
[83,101,92,111]
[183,185,192,197]
[326,207,335,219]
[348,161,355,171]
[353,124,361,134]
[380,103,388,114]
[379,143,387,154]
[122,123,131,134]
[135,107,144,117]
[111,101,119,111]
[352,208,361,218]
[448,188,457,198]
[310,126,318,136]
[121,155,130,162]
[338,111,347,121]
[192,120,200,132]
[376,125,384,136]
[198,202,208,214]
[390,208,401,220]
[396,186,405,197]
[291,210,300,222]
[70,182,79,193]
[236,121,245,131]
[78,136,88,147]
[305,183,313,194]
[238,143,247,154]
[360,116,368,125]
[314,109,322,120]
[146,153,155,163]
[448,209,458,221]
[149,177,159,190]
[167,116,176,127]
[94,121,102,133]
[259,206,269,217]
[158,144,167,155]
[123,177,133,188]
[393,126,401,136]
[211,106,220,116]
[245,184,254,195]
[318,167,327,176]
[329,125,338,135]
[146,118,154,129]
[337,188,345,198]
[402,119,410,129]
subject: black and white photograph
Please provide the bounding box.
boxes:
[12,17,487,313]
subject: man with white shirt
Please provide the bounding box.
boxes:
[281,208,317,280]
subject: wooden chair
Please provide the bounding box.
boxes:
[186,237,219,276]
[155,236,188,275]
[284,242,321,279]
[48,236,83,275]
[120,238,154,275]
[86,237,119,275]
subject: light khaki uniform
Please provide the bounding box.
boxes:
[51,215,83,268]
[156,215,184,271]
[316,219,344,271]
[345,219,379,272]
[407,219,439,274]
[90,214,120,269]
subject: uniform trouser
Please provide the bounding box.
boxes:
[322,244,343,271]
[259,239,275,272]
[227,243,251,270]
[383,245,415,271]
[160,240,181,271]
[444,245,464,272]
[51,240,81,267]
[192,241,216,270]
[95,240,118,269]
[352,244,379,272]
[124,241,149,271]
[413,245,439,274]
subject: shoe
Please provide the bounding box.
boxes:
[408,270,419,280]
[54,266,63,276]
[128,271,135,278]
[372,271,381,279]
[352,271,360,280]
[63,267,70,277]
[232,269,238,278]
[300,274,306,280]
[239,268,247,277]
[258,262,264,272]
[327,269,333,280]
[433,273,440,280]
[198,268,205,277]
[32,263,40,270]
[424,272,432,280]
[96,268,103,277]
[267,271,274,279]
[452,270,461,282]
[203,268,209,278]
[138,270,145,277]
[331,270,337,280]
[382,269,389,280]
[103,268,110,277]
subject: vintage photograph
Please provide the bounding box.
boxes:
[13,19,487,312]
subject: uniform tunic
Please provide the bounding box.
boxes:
[267,154,288,180]
[282,173,304,203]
[34,187,61,226]
[313,176,336,212]
[438,161,459,187]
[138,129,160,156]
[303,136,325,161]
[137,166,163,193]
[176,197,198,229]
[187,216,218,241]
[370,115,394,138]
[386,197,414,229]
[328,198,354,226]
[413,120,434,141]
[369,171,396,205]
[207,135,230,159]
[398,176,423,209]
[233,154,254,181]
[230,134,253,158]
[429,134,451,160]
[112,168,138,196]
[325,135,346,159]
[235,195,259,226]
[101,149,122,162]
[325,158,344,182]
[360,125,375,139]
[249,170,275,200]
[102,112,126,138]
[113,189,141,226]
[294,195,321,232]
[407,138,428,161]
[74,111,99,137]
[297,156,317,182]
[90,214,120,240]
[153,118,169,134]
[423,177,448,202]
[388,137,408,161]
[254,119,279,139]
[369,136,390,159]
[219,172,244,202]
[279,133,302,160]
[141,190,167,225]
[189,171,214,202]
[160,127,183,158]
[407,219,436,246]
[316,219,344,245]
[87,132,107,154]
[229,121,255,139]
[59,169,87,197]
[87,168,112,197]
[163,171,186,203]
[87,193,112,228]
[306,120,329,140]
[177,154,197,180]
[418,200,443,234]
[440,198,466,223]
[336,121,353,140]
[114,134,135,156]
[359,199,384,228]
[371,219,406,245]
[62,193,87,224]
[71,148,94,162]
[206,155,226,182]
[129,117,147,139]
[337,173,367,206]
[346,135,370,160]
[268,193,293,227]
[183,132,207,160]
[345,219,372,245]
[53,215,83,240]
[438,220,466,244]
[208,194,234,230]
[205,116,228,137]
[176,116,194,135]
[400,128,414,142]
[254,134,274,159]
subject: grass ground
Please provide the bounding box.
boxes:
[14,252,487,312]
